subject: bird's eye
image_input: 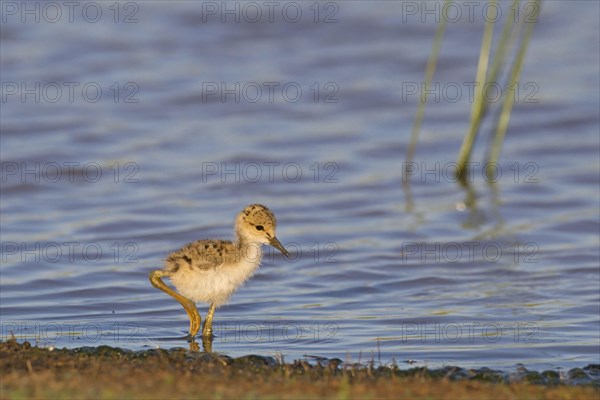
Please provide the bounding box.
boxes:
[255,225,264,231]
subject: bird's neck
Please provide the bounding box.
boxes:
[235,234,263,265]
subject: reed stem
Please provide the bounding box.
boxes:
[403,0,450,181]
[456,0,496,181]
[487,0,540,170]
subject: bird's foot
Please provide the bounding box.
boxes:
[185,333,197,342]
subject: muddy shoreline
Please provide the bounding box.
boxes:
[1,340,598,399]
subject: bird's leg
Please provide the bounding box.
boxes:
[202,303,217,338]
[149,270,201,338]
[201,335,213,353]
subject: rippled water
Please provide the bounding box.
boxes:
[1,1,599,371]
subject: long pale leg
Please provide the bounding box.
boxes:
[149,270,201,338]
[202,303,217,338]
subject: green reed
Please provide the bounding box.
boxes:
[405,0,541,183]
[487,0,541,174]
[455,0,497,180]
[403,0,450,182]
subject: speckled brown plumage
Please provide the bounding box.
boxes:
[165,240,239,273]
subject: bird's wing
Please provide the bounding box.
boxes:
[165,240,233,273]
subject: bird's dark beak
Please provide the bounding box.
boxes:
[269,236,290,258]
